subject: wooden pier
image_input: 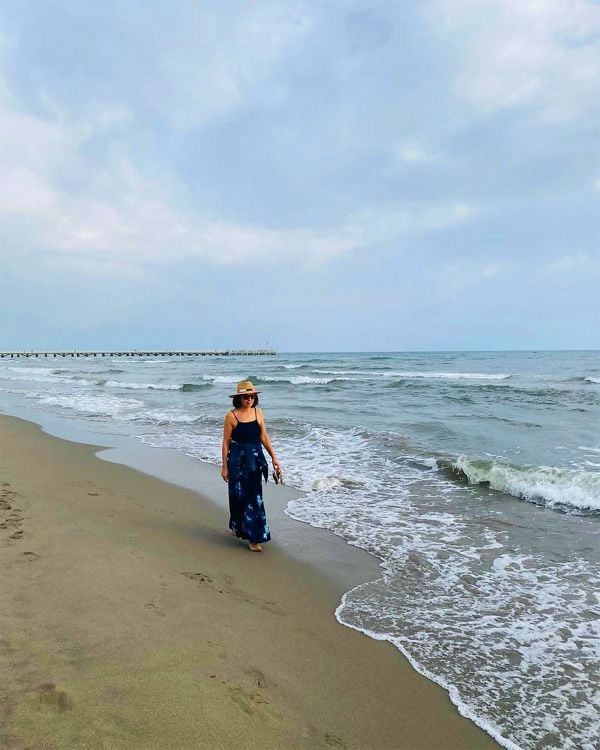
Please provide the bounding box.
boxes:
[0,349,277,359]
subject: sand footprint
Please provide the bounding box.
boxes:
[144,601,166,618]
[244,667,268,689]
[206,639,227,660]
[0,482,24,541]
[35,683,71,712]
[225,682,270,716]
[182,571,214,584]
[182,571,286,615]
[324,733,347,748]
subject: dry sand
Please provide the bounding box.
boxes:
[0,414,499,749]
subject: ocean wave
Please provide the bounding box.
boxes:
[105,380,182,391]
[98,379,210,392]
[202,375,240,384]
[4,366,59,375]
[0,370,100,386]
[314,369,511,380]
[265,375,348,385]
[123,409,218,425]
[313,369,370,375]
[579,445,600,454]
[39,393,144,416]
[472,383,575,397]
[584,376,600,384]
[310,475,367,492]
[51,367,125,375]
[1,373,61,384]
[394,371,511,380]
[112,358,182,364]
[292,376,351,384]
[447,457,600,513]
[180,383,211,392]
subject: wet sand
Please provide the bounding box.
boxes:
[0,413,500,749]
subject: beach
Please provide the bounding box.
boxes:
[0,413,500,749]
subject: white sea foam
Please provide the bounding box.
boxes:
[0,366,104,387]
[288,375,339,385]
[269,416,600,750]
[2,373,100,387]
[5,366,59,375]
[579,445,600,454]
[2,370,73,384]
[105,380,181,390]
[393,371,511,380]
[202,375,239,384]
[583,376,600,384]
[227,374,351,385]
[454,456,600,512]
[121,408,212,425]
[334,609,523,750]
[112,358,181,364]
[39,393,144,416]
[311,476,343,492]
[313,369,511,380]
[286,455,600,750]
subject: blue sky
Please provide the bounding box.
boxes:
[0,0,598,351]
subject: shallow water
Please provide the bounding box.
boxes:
[1,350,599,750]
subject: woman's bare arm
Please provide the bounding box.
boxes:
[221,412,234,481]
[257,409,281,470]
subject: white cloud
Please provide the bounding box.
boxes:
[430,257,507,297]
[130,2,312,128]
[343,201,478,246]
[0,74,352,275]
[426,0,600,120]
[394,141,436,164]
[0,73,482,278]
[545,251,600,274]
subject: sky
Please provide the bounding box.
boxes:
[0,0,598,352]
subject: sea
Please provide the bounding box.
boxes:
[1,350,598,750]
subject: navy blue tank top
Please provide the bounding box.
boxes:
[231,409,261,444]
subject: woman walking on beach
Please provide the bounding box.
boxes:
[221,380,281,552]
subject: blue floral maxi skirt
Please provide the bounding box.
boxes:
[227,441,271,544]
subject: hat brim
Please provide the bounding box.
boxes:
[229,390,261,398]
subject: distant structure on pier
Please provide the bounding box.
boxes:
[0,349,277,359]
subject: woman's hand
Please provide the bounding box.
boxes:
[272,458,281,472]
[221,466,229,482]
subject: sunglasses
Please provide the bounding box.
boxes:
[241,394,255,399]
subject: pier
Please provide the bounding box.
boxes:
[0,349,277,359]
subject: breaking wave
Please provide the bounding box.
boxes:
[444,457,600,514]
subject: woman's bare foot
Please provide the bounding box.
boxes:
[249,543,263,552]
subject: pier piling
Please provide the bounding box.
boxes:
[0,349,277,359]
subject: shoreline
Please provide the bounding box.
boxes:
[1,400,383,602]
[0,411,500,748]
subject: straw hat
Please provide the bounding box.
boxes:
[229,380,261,398]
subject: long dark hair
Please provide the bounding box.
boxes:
[232,394,259,408]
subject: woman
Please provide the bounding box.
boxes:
[221,380,281,552]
